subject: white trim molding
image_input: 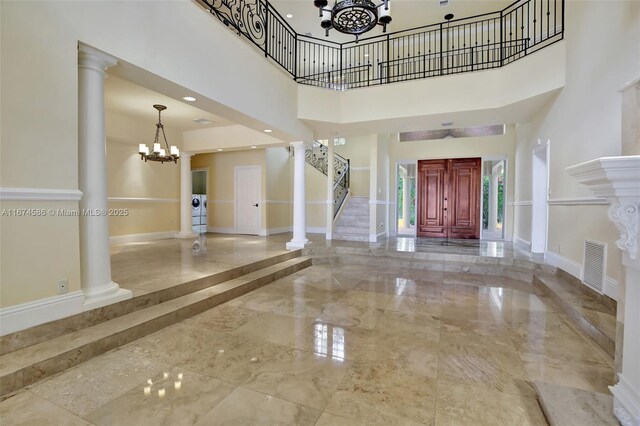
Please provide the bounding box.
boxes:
[259,226,292,236]
[109,231,178,245]
[0,187,83,201]
[509,200,533,206]
[208,226,236,234]
[108,197,179,203]
[547,197,608,205]
[0,291,84,336]
[513,236,532,251]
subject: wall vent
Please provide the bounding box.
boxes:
[582,240,606,294]
[439,0,449,6]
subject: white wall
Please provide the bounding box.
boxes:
[514,0,640,287]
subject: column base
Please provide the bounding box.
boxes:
[611,375,640,426]
[176,231,199,239]
[82,282,132,311]
[286,239,312,250]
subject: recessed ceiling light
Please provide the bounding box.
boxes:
[192,118,213,125]
[182,96,196,102]
[286,13,293,18]
[263,129,273,133]
[251,145,257,149]
[364,53,370,57]
[441,121,454,127]
[217,148,223,151]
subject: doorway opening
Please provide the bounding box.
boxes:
[531,140,549,253]
[396,163,417,236]
[481,159,506,240]
[191,169,208,234]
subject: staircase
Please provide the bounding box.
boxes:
[302,141,350,218]
[333,197,370,242]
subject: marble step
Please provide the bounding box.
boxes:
[0,257,311,398]
[308,251,539,282]
[336,218,369,227]
[534,381,618,426]
[347,197,369,205]
[533,272,616,358]
[332,234,371,242]
[334,226,369,235]
[0,250,302,356]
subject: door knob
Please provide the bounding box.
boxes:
[253,203,259,207]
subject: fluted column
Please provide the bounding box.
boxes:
[287,141,311,250]
[78,44,132,310]
[568,155,640,426]
[177,152,197,238]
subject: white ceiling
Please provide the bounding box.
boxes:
[104,74,232,132]
[271,0,512,42]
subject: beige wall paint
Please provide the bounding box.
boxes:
[106,111,181,237]
[514,1,640,283]
[191,150,267,232]
[266,148,292,231]
[336,135,373,197]
[389,126,517,239]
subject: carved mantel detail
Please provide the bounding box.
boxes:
[609,202,639,259]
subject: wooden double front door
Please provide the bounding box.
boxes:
[417,158,481,239]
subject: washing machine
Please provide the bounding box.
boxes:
[191,195,201,219]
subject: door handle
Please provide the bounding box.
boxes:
[253,203,259,207]
[444,208,447,211]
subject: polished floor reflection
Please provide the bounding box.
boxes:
[1,263,613,425]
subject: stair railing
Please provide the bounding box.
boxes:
[304,141,350,218]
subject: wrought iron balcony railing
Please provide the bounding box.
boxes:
[198,0,564,90]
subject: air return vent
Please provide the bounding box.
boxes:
[582,240,606,293]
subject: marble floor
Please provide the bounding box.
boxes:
[1,261,614,425]
[111,233,534,297]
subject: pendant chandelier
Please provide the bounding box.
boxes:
[138,104,180,164]
[314,0,392,39]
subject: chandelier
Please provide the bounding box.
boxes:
[314,0,391,39]
[138,104,180,164]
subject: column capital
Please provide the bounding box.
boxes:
[181,151,194,159]
[78,43,118,73]
[289,141,307,150]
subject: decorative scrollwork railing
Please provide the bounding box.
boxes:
[304,141,350,218]
[197,0,564,90]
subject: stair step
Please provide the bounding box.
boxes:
[336,219,369,227]
[0,256,311,397]
[347,197,369,205]
[335,226,369,234]
[534,382,618,426]
[0,250,302,356]
[533,272,616,358]
[332,234,371,242]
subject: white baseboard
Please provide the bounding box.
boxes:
[0,291,84,336]
[109,231,177,245]
[307,227,326,234]
[514,236,532,251]
[369,231,386,242]
[545,250,618,300]
[258,227,292,236]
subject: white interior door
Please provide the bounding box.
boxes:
[235,166,261,235]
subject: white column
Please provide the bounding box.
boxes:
[568,156,640,426]
[488,172,499,232]
[78,44,132,310]
[326,141,334,240]
[287,141,311,250]
[177,152,197,238]
[402,176,410,229]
